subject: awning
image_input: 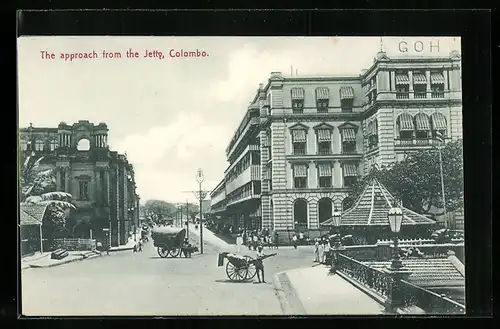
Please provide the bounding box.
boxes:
[342,128,356,142]
[340,86,354,100]
[291,129,307,143]
[343,164,358,177]
[395,74,410,85]
[430,72,445,84]
[318,163,332,177]
[294,165,308,177]
[398,113,414,131]
[415,114,431,131]
[413,72,427,85]
[291,88,305,100]
[431,113,447,130]
[315,87,330,100]
[317,129,331,142]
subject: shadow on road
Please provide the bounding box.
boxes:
[214,279,254,284]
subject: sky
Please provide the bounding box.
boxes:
[17,36,460,204]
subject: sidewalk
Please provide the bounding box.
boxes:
[21,250,102,270]
[109,229,143,252]
[274,265,385,315]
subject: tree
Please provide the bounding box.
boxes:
[143,200,177,225]
[343,140,464,216]
[20,154,75,239]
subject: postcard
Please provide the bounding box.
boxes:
[18,36,464,316]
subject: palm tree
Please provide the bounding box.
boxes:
[20,153,75,231]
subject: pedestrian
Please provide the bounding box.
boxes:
[246,234,253,250]
[314,239,320,262]
[255,245,267,283]
[321,239,328,263]
[274,232,279,249]
[252,234,259,250]
[236,234,243,253]
[318,238,325,263]
[299,231,304,245]
[292,234,298,249]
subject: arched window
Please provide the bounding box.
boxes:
[77,138,91,151]
[20,139,28,151]
[318,198,333,224]
[293,199,308,230]
[50,139,59,151]
[414,113,431,140]
[396,113,414,140]
[430,112,448,139]
[35,139,44,151]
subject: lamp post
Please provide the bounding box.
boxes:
[329,208,344,274]
[196,168,206,255]
[384,206,412,313]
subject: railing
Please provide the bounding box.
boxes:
[338,254,391,298]
[317,149,332,155]
[396,92,410,99]
[400,280,465,314]
[431,92,445,98]
[341,107,353,113]
[293,149,307,155]
[51,238,97,251]
[414,92,427,99]
[378,238,434,245]
[395,139,446,147]
[338,254,466,314]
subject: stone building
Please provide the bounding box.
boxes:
[210,50,463,238]
[19,120,140,247]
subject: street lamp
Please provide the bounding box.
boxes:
[196,168,205,255]
[330,208,344,274]
[384,206,412,313]
[388,207,404,270]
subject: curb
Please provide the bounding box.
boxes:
[272,271,307,316]
[108,247,134,252]
[29,252,103,268]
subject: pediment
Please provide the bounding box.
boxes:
[338,122,358,130]
[288,123,309,130]
[375,52,391,62]
[313,122,334,131]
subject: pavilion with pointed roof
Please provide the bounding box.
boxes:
[321,179,437,244]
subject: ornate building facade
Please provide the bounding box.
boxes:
[210,50,463,237]
[19,120,140,247]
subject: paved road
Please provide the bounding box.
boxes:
[21,234,316,316]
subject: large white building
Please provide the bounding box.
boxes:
[210,50,463,240]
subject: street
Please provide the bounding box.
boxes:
[21,235,316,316]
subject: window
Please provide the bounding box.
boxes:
[412,71,427,99]
[315,87,330,113]
[291,129,307,155]
[341,128,357,154]
[291,88,305,114]
[35,140,44,151]
[251,152,260,165]
[318,163,332,188]
[316,129,331,155]
[20,140,28,151]
[293,164,308,188]
[292,100,304,114]
[414,113,431,141]
[78,181,89,201]
[397,113,415,140]
[430,71,445,98]
[396,85,410,99]
[50,139,58,151]
[431,113,448,139]
[341,99,354,113]
[414,84,427,99]
[343,163,358,188]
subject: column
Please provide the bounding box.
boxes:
[95,169,101,205]
[408,71,414,99]
[104,169,109,205]
[443,70,449,90]
[64,167,70,193]
[56,168,62,191]
[390,71,396,91]
[425,70,431,98]
[308,161,317,189]
[104,135,108,147]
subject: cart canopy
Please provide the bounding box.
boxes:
[151,227,186,248]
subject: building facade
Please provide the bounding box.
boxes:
[210,50,463,237]
[19,120,140,247]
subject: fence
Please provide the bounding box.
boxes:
[51,238,97,251]
[338,254,465,314]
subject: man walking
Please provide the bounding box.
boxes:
[255,246,266,283]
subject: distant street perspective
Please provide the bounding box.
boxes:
[19,37,465,316]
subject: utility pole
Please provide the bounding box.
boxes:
[185,199,189,238]
[196,168,206,254]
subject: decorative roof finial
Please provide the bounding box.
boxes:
[380,36,383,52]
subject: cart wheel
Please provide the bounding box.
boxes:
[157,247,169,258]
[170,248,181,258]
[244,256,257,280]
[226,262,247,282]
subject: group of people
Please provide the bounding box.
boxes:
[313,237,331,264]
[240,229,279,251]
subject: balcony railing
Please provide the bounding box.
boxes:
[414,92,427,99]
[432,92,445,98]
[342,149,358,154]
[293,149,307,155]
[317,149,332,155]
[338,254,465,314]
[396,92,410,99]
[395,139,446,147]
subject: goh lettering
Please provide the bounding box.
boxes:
[398,40,440,53]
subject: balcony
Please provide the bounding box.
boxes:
[396,92,409,99]
[317,149,332,156]
[395,138,447,147]
[414,92,427,99]
[292,149,307,156]
[432,92,445,98]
